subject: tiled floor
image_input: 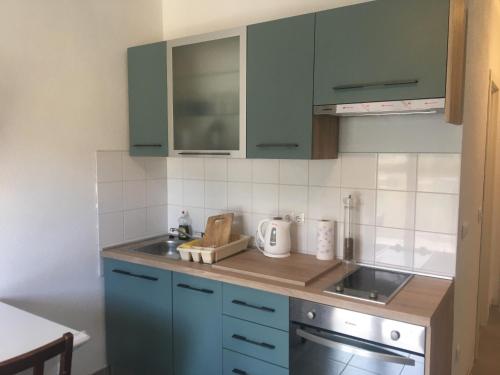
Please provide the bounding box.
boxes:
[471,307,500,375]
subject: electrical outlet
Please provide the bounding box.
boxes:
[294,213,305,224]
[283,212,305,224]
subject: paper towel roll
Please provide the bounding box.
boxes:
[316,220,335,260]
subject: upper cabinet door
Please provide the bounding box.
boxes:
[247,14,315,159]
[168,28,246,158]
[128,42,168,156]
[314,0,450,105]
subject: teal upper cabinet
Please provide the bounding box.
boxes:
[314,0,450,105]
[104,259,173,375]
[173,273,222,375]
[247,14,316,159]
[128,42,168,156]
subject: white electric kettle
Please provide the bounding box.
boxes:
[256,217,291,258]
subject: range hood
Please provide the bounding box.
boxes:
[314,98,445,117]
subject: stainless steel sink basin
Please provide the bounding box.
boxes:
[132,236,186,260]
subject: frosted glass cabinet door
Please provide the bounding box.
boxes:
[168,29,246,157]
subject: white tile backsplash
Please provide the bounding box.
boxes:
[417,153,461,194]
[340,188,376,226]
[377,153,417,191]
[252,183,279,215]
[205,181,227,210]
[309,159,341,187]
[227,182,252,212]
[205,158,227,181]
[415,193,459,234]
[375,227,414,269]
[96,151,461,277]
[97,182,123,214]
[279,160,308,185]
[252,159,279,184]
[183,180,204,207]
[124,208,147,241]
[123,180,146,210]
[228,159,252,182]
[376,190,416,229]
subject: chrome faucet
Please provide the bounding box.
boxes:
[169,227,195,240]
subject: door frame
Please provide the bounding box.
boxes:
[475,70,500,357]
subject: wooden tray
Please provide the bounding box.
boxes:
[212,249,341,286]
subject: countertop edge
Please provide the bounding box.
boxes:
[101,249,451,327]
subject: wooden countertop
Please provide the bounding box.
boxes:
[102,236,453,327]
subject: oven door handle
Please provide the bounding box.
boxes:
[295,329,416,366]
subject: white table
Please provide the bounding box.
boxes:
[0,302,90,362]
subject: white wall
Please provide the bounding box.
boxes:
[162,0,370,39]
[0,1,163,373]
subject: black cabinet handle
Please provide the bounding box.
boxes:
[232,369,247,375]
[177,283,214,294]
[132,144,163,147]
[178,152,231,156]
[112,269,158,281]
[256,143,299,148]
[333,79,419,90]
[232,299,275,313]
[231,334,275,350]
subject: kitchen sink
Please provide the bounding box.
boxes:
[132,236,187,260]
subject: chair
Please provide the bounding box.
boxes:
[0,332,73,375]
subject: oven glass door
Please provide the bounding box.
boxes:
[290,323,424,375]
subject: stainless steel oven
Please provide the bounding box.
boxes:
[290,298,425,375]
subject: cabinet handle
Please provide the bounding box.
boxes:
[177,283,214,294]
[112,269,158,281]
[178,152,231,156]
[333,79,419,90]
[256,143,299,148]
[231,334,275,350]
[232,369,247,375]
[231,299,275,313]
[132,144,163,147]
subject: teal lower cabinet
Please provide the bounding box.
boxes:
[223,349,289,375]
[173,273,223,375]
[223,315,289,368]
[104,259,173,375]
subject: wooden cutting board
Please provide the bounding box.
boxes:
[202,213,234,248]
[212,249,341,286]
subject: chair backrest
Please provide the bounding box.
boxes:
[0,332,73,375]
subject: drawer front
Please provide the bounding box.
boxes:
[223,349,289,375]
[223,316,289,368]
[223,283,289,331]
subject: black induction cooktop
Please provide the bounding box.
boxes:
[324,266,413,304]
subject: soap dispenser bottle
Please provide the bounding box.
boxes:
[178,210,192,240]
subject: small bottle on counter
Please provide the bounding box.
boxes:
[178,210,192,240]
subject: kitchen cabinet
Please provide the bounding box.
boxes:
[247,14,322,160]
[314,0,450,105]
[104,259,172,375]
[223,349,289,375]
[168,29,246,158]
[173,272,223,375]
[128,42,168,157]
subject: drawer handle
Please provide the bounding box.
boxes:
[232,369,247,375]
[256,143,299,148]
[112,269,158,281]
[231,299,275,313]
[178,152,231,156]
[177,283,214,294]
[132,144,163,147]
[333,79,419,90]
[231,334,275,350]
